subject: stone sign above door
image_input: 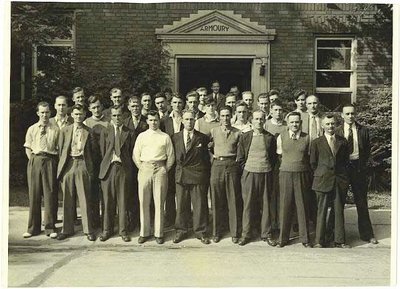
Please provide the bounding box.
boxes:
[155,10,276,96]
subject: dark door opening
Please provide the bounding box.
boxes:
[178,58,252,97]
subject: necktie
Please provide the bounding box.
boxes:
[115,126,121,157]
[310,116,317,141]
[291,133,296,140]
[348,125,354,154]
[39,125,46,150]
[328,135,336,156]
[186,132,192,152]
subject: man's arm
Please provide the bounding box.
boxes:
[23,126,33,160]
[309,139,318,171]
[132,134,143,170]
[165,135,175,171]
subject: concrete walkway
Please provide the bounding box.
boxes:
[7,206,392,287]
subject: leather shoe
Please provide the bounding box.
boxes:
[155,237,164,244]
[335,243,351,248]
[238,238,250,246]
[302,242,311,248]
[369,237,378,244]
[87,234,96,241]
[264,237,277,247]
[99,233,111,242]
[57,233,69,241]
[232,237,239,244]
[138,236,149,244]
[213,236,221,243]
[198,236,210,245]
[277,241,287,248]
[121,235,131,242]
[22,232,32,238]
[173,233,185,244]
[313,243,323,248]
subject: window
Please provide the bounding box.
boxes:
[315,37,356,110]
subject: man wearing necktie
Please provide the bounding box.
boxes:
[276,112,311,247]
[310,114,350,248]
[56,104,97,241]
[207,80,225,112]
[171,110,211,244]
[98,105,135,242]
[335,104,378,244]
[209,106,242,244]
[23,102,60,239]
[102,88,130,122]
[154,92,170,121]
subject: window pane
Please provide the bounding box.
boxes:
[317,48,351,70]
[316,72,351,88]
[317,40,352,48]
[37,46,72,74]
[317,93,352,111]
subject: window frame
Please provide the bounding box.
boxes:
[314,36,357,103]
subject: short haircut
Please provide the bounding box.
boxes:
[268,89,279,97]
[171,93,185,102]
[37,101,50,111]
[242,91,254,98]
[196,87,207,94]
[270,99,284,109]
[88,95,101,105]
[55,95,68,103]
[294,89,307,101]
[204,97,216,106]
[140,92,151,99]
[72,87,84,94]
[306,95,319,103]
[225,92,236,99]
[322,113,336,121]
[286,111,302,120]
[110,87,122,95]
[235,101,249,111]
[258,92,269,101]
[71,104,85,112]
[219,105,233,115]
[128,96,140,104]
[342,103,355,111]
[154,92,166,100]
[211,80,220,86]
[230,85,239,91]
[110,104,123,112]
[146,110,160,119]
[182,109,196,117]
[252,109,266,119]
[186,91,199,99]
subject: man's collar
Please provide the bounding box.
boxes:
[324,132,335,139]
[289,130,301,139]
[92,114,104,121]
[271,118,283,125]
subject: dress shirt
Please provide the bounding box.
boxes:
[308,113,322,137]
[271,118,284,126]
[183,129,194,151]
[232,121,252,133]
[133,129,175,171]
[24,122,59,155]
[111,124,122,163]
[70,125,84,157]
[54,115,70,129]
[169,111,183,133]
[324,133,336,155]
[159,110,167,120]
[344,122,359,160]
[276,130,301,154]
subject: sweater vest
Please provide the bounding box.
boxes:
[280,132,310,172]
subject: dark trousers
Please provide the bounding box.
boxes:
[241,170,273,239]
[271,160,281,231]
[165,165,176,226]
[279,171,310,244]
[60,158,94,235]
[175,183,208,237]
[27,154,57,235]
[315,185,346,245]
[101,162,132,236]
[90,179,102,229]
[210,159,241,238]
[307,171,317,226]
[350,161,374,240]
[127,169,140,231]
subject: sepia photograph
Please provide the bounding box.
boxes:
[6,0,395,287]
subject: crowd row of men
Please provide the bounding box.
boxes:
[23,81,378,248]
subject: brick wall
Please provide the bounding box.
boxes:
[63,2,391,101]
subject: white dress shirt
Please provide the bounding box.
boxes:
[24,122,59,155]
[276,130,301,154]
[344,122,359,160]
[324,133,336,155]
[169,111,182,133]
[111,124,122,163]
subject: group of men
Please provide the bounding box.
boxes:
[23,81,378,248]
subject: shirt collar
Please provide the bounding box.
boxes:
[204,113,218,122]
[55,114,67,122]
[344,122,355,130]
[271,118,283,125]
[324,132,335,140]
[169,111,182,119]
[92,114,104,121]
[289,130,301,139]
[253,130,263,136]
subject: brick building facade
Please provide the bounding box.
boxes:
[12,2,392,110]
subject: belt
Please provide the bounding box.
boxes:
[213,156,236,161]
[34,152,57,158]
[112,161,122,165]
[70,155,84,160]
[142,160,166,168]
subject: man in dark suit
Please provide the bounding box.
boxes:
[98,105,135,242]
[310,114,350,248]
[56,104,96,241]
[171,110,211,244]
[154,92,170,121]
[160,93,185,227]
[335,104,378,244]
[237,110,277,246]
[207,80,225,112]
[125,96,149,135]
[186,91,205,120]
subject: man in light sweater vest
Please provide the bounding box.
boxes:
[237,110,277,246]
[276,112,311,247]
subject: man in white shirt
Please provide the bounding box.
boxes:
[133,110,175,244]
[232,101,252,133]
[49,95,73,129]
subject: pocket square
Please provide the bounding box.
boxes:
[196,143,202,148]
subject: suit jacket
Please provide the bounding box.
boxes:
[335,122,370,171]
[237,130,277,171]
[49,116,73,130]
[98,124,135,180]
[160,116,184,137]
[302,112,323,136]
[102,105,130,122]
[124,114,148,136]
[207,93,225,112]
[171,130,211,185]
[310,134,349,193]
[57,124,96,180]
[194,110,205,120]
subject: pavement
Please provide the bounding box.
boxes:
[7,205,392,287]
